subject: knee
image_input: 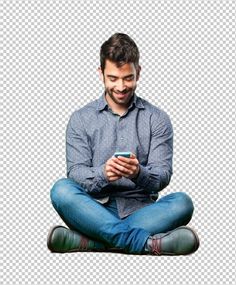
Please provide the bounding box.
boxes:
[50,178,70,205]
[50,178,84,208]
[173,192,194,220]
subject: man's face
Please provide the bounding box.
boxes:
[99,60,141,109]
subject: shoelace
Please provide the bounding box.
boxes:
[152,237,161,255]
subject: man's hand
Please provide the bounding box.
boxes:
[104,153,140,182]
[104,156,122,182]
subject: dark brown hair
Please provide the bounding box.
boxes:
[100,33,140,74]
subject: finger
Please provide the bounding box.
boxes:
[109,168,130,177]
[110,167,126,176]
[112,165,132,176]
[106,171,122,180]
[111,157,129,167]
[107,171,121,178]
[109,176,121,181]
[114,156,139,166]
[113,160,132,170]
[110,163,132,175]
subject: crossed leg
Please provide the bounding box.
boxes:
[123,192,194,235]
[50,178,194,253]
[50,178,150,253]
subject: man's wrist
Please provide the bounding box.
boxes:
[132,165,140,179]
[131,164,150,188]
[102,164,109,182]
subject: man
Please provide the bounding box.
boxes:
[47,33,200,255]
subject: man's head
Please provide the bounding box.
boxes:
[100,33,140,74]
[98,33,141,110]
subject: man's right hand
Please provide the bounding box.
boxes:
[104,157,122,182]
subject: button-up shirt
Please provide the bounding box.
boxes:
[66,92,173,218]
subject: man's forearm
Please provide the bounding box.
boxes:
[67,164,109,194]
[131,164,172,194]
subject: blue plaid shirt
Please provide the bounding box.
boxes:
[66,92,173,218]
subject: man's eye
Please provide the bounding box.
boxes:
[109,77,133,82]
[125,77,134,81]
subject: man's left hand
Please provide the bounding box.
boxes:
[111,153,140,179]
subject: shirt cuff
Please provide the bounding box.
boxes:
[131,164,150,188]
[96,163,110,188]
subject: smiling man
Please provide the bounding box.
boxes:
[47,33,200,255]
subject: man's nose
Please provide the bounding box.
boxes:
[116,80,126,92]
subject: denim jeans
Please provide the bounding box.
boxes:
[50,178,194,254]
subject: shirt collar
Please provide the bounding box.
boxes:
[96,92,145,111]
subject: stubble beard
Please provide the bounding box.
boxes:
[105,86,136,106]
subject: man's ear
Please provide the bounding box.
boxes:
[136,65,141,81]
[97,67,104,82]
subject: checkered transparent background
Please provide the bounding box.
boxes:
[1,0,235,284]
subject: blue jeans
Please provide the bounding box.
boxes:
[50,178,194,254]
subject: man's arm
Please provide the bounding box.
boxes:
[132,110,173,193]
[66,111,111,194]
[110,110,173,194]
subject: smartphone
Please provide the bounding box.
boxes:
[114,151,132,158]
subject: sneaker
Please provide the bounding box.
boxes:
[146,226,200,255]
[47,225,105,253]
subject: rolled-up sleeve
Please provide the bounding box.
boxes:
[66,111,109,194]
[132,110,173,194]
